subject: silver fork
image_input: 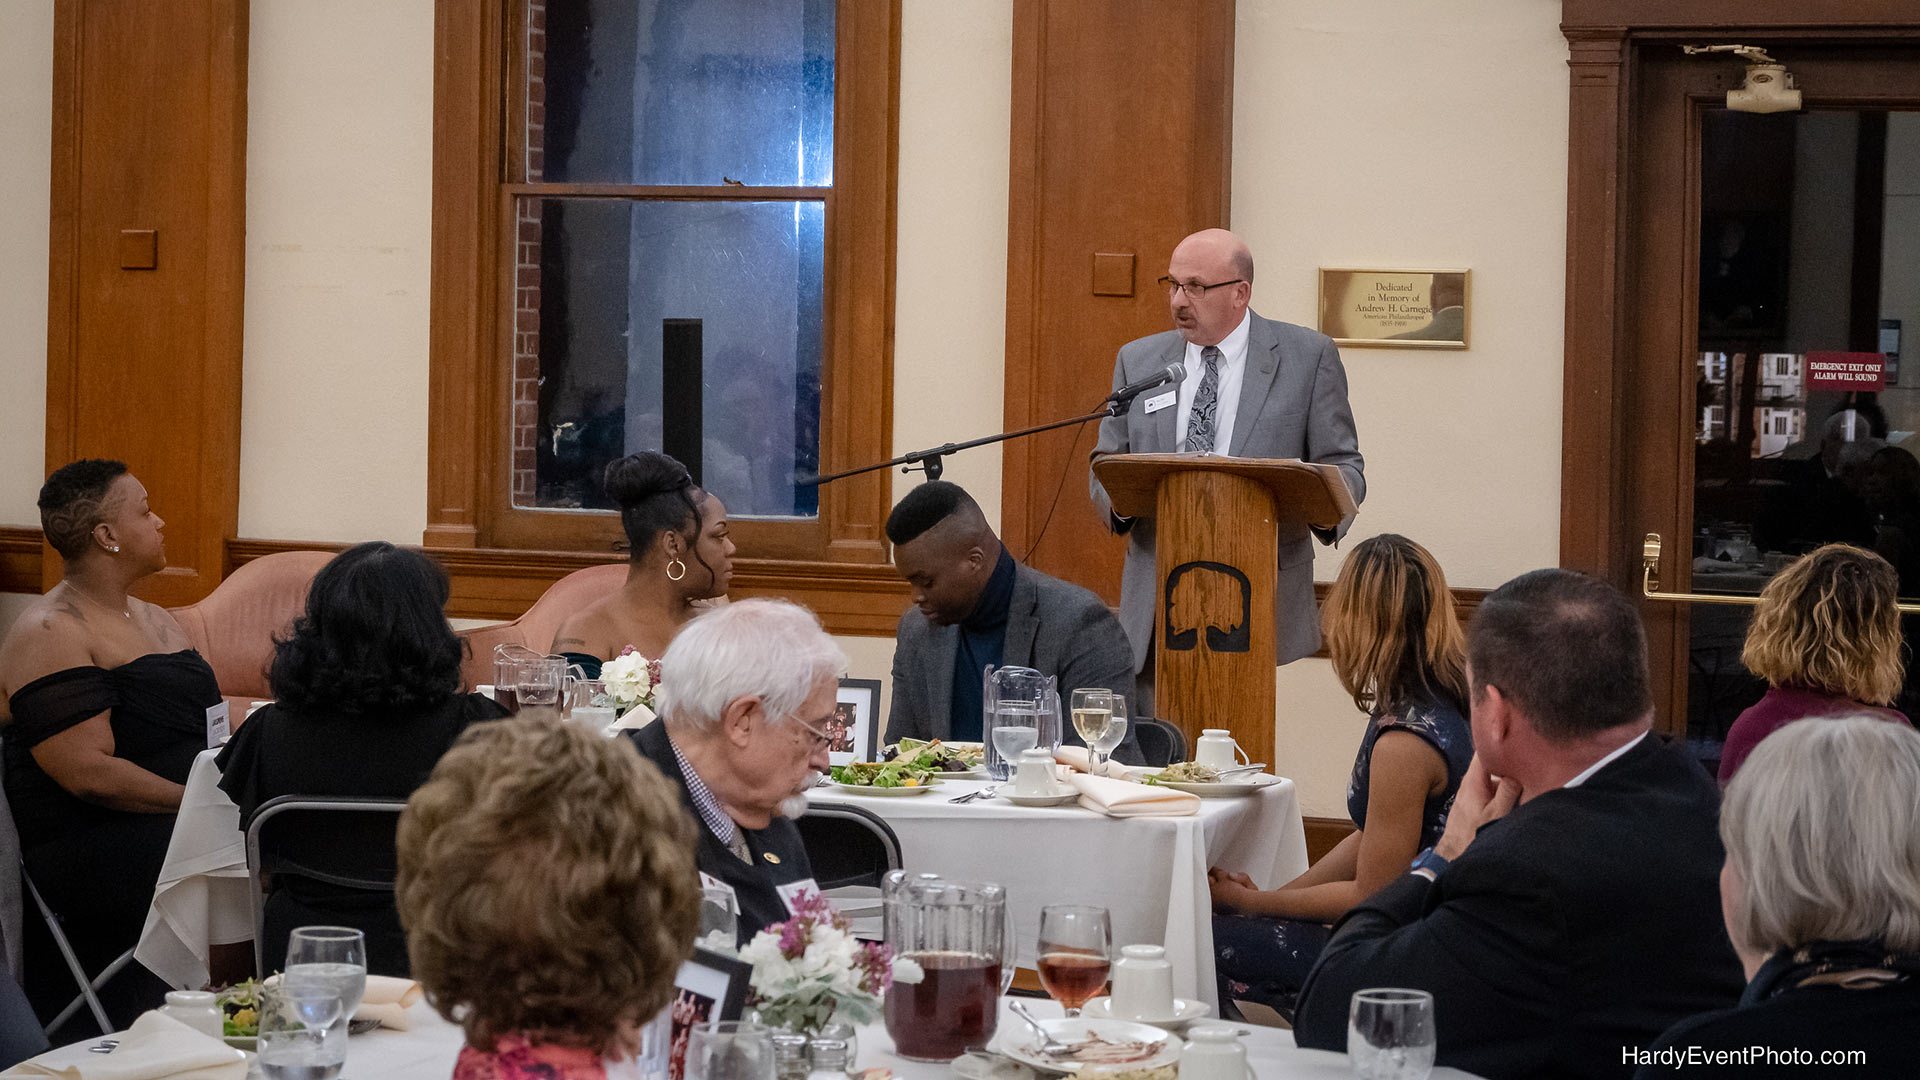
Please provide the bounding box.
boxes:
[1009,1000,1072,1056]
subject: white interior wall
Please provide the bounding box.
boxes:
[0,0,1571,817]
[0,1,53,526]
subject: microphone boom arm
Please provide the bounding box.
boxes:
[799,397,1129,487]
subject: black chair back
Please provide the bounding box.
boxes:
[1132,717,1188,767]
[244,796,408,977]
[794,804,902,891]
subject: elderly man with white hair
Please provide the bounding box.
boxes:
[625,598,847,939]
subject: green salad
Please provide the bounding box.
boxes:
[217,978,262,1037]
[831,759,936,788]
[1142,761,1222,785]
[882,737,985,772]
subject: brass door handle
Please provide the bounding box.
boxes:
[1641,533,1920,613]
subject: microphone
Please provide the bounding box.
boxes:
[1107,362,1186,408]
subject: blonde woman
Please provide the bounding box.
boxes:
[1208,534,1472,1017]
[1638,717,1920,1077]
[1719,544,1910,783]
[397,718,700,1079]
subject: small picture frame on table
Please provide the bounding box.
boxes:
[831,678,882,765]
[661,946,753,1080]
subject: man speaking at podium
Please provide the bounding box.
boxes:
[1090,229,1365,711]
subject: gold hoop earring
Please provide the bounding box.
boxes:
[666,558,687,582]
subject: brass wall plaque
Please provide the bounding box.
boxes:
[1317,268,1469,348]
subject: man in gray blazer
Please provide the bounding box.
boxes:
[884,482,1139,760]
[1090,229,1364,704]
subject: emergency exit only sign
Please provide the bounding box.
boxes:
[1806,352,1887,392]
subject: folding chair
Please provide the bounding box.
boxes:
[794,803,902,891]
[1133,717,1188,767]
[243,796,407,977]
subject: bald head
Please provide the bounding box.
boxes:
[888,482,1003,625]
[1167,229,1254,346]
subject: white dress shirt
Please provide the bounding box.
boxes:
[1174,310,1252,453]
[1562,730,1649,788]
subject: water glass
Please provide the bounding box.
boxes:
[257,983,346,1080]
[1036,904,1111,1018]
[517,654,568,708]
[1348,988,1436,1080]
[1091,695,1129,775]
[285,926,368,1028]
[990,714,1040,776]
[686,1020,777,1080]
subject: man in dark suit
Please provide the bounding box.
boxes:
[884,481,1138,760]
[1293,569,1744,1079]
[1090,229,1364,710]
[626,597,844,940]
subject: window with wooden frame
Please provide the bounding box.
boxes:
[426,1,902,629]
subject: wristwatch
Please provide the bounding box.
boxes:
[1408,846,1450,882]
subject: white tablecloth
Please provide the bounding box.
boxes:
[136,748,253,989]
[810,777,1307,1012]
[12,997,1485,1079]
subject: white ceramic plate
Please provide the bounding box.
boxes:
[1001,791,1080,807]
[932,768,987,779]
[997,1018,1176,1074]
[1153,774,1280,798]
[1080,996,1211,1030]
[831,780,940,796]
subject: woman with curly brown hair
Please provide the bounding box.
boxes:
[397,718,700,1079]
[1207,533,1472,1019]
[1719,544,1911,784]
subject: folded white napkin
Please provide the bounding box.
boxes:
[1,1012,245,1080]
[356,974,424,1031]
[1067,772,1200,817]
[1052,746,1152,781]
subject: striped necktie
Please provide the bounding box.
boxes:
[1184,345,1222,453]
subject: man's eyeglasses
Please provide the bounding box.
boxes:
[1157,276,1244,299]
[793,716,834,753]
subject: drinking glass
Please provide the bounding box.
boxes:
[1069,689,1115,755]
[1348,988,1436,1080]
[685,1020,777,1080]
[1090,695,1129,775]
[700,886,740,952]
[517,654,568,709]
[285,926,368,1031]
[257,982,346,1080]
[1036,904,1111,1017]
[990,713,1040,774]
[492,643,545,713]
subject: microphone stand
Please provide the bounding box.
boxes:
[799,392,1144,487]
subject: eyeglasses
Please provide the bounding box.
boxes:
[1157,276,1245,299]
[792,715,834,753]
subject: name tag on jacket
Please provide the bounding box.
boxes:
[1142,390,1176,414]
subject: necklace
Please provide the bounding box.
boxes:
[65,582,132,621]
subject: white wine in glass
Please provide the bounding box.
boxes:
[1070,688,1114,748]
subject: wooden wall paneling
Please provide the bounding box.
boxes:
[0,528,43,594]
[1561,0,1920,31]
[45,0,248,606]
[1002,0,1235,604]
[1557,30,1629,580]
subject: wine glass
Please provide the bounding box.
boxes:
[1348,988,1436,1080]
[1036,904,1111,1018]
[685,1020,777,1080]
[991,711,1040,778]
[1091,695,1129,776]
[517,654,567,708]
[699,886,740,952]
[257,982,346,1080]
[1069,688,1114,762]
[285,926,367,1033]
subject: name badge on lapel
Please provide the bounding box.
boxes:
[1142,390,1176,415]
[776,877,822,917]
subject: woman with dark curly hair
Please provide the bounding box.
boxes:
[550,451,735,676]
[216,540,505,974]
[1719,543,1911,784]
[398,718,699,1079]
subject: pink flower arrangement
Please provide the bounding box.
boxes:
[738,891,920,1035]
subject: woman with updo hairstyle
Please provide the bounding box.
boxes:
[215,540,507,975]
[550,451,735,676]
[1636,717,1920,1078]
[1719,543,1911,784]
[398,718,700,1079]
[0,459,216,1029]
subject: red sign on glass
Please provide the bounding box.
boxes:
[1806,352,1887,392]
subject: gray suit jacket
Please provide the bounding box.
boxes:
[1089,311,1364,669]
[886,562,1140,759]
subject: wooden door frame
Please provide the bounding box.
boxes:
[1559,2,1920,731]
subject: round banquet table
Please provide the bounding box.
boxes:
[6,997,1486,1079]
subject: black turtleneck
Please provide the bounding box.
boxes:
[948,548,1017,741]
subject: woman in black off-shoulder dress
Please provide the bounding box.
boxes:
[0,461,219,1034]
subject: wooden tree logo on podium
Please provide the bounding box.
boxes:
[1164,561,1251,653]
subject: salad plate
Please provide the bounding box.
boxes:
[1151,776,1277,797]
[1080,996,1211,1030]
[1001,791,1079,807]
[831,780,939,796]
[995,1018,1176,1074]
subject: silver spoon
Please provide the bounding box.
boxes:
[1008,999,1072,1057]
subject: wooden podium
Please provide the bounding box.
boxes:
[1090,454,1357,769]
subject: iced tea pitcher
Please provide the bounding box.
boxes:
[881,871,1009,1062]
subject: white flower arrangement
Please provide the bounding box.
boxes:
[599,647,661,726]
[737,891,921,1036]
